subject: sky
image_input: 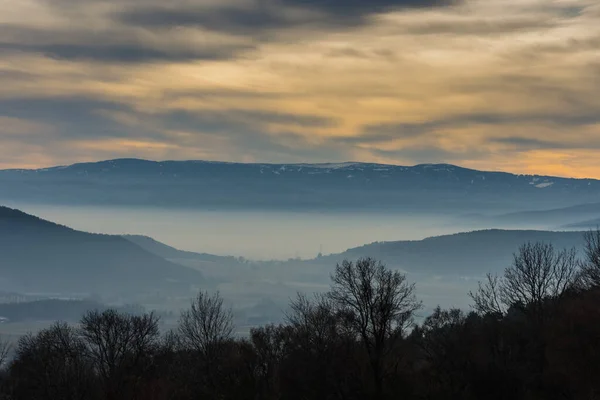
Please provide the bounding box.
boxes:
[1,0,599,177]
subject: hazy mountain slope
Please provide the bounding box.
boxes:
[486,203,600,226]
[563,218,600,229]
[122,234,238,262]
[0,206,203,293]
[322,229,587,276]
[1,159,600,213]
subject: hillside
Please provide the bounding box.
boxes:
[322,229,588,276]
[1,159,600,213]
[0,206,203,294]
[122,235,238,263]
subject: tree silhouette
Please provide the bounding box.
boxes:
[9,322,93,400]
[80,309,160,400]
[177,291,235,397]
[581,229,600,287]
[470,242,580,320]
[329,258,421,399]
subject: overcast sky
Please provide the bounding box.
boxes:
[1,0,599,177]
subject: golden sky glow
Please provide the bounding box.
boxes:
[0,0,599,177]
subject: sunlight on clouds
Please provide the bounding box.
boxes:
[0,0,599,175]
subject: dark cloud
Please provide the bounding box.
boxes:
[0,42,249,63]
[0,96,338,160]
[118,6,293,36]
[281,0,459,14]
[341,121,442,145]
[117,0,460,35]
[490,137,566,150]
[371,145,489,163]
[343,111,600,147]
[0,25,252,62]
[161,109,336,131]
[450,112,600,127]
[0,97,140,141]
[489,136,600,151]
[403,18,557,36]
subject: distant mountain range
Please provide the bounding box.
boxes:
[2,158,600,213]
[0,206,204,294]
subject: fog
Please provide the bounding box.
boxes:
[1,201,589,334]
[8,203,474,260]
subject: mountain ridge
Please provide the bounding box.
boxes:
[5,158,599,181]
[2,158,600,213]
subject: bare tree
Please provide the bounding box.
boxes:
[178,291,234,354]
[0,336,10,369]
[504,243,578,317]
[581,228,600,288]
[80,309,160,400]
[469,273,505,317]
[328,258,421,399]
[9,322,93,400]
[470,242,580,320]
[287,293,342,349]
[177,291,235,396]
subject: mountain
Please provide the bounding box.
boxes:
[0,206,204,294]
[1,159,600,213]
[483,203,600,227]
[321,229,588,276]
[122,234,238,263]
[563,218,600,229]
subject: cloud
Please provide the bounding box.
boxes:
[0,41,250,63]
[489,137,566,150]
[117,0,460,36]
[1,0,600,178]
[0,23,253,63]
[400,17,557,36]
[371,145,489,163]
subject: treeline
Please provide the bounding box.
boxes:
[2,231,600,399]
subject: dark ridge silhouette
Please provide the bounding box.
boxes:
[0,206,203,293]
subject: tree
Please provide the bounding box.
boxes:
[0,337,10,369]
[470,242,580,320]
[469,242,580,380]
[287,293,342,352]
[80,309,160,400]
[178,291,234,354]
[284,293,360,399]
[581,229,600,288]
[247,324,286,400]
[416,307,474,399]
[9,322,93,400]
[177,291,235,396]
[329,258,421,399]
